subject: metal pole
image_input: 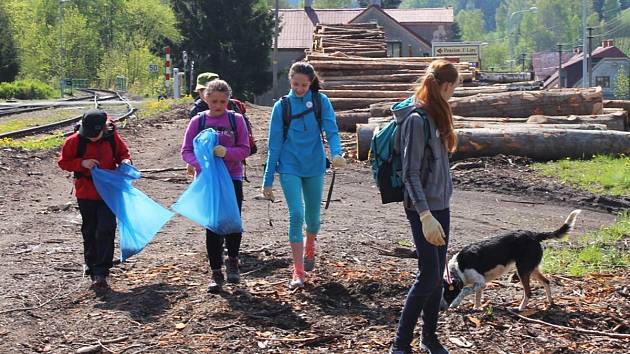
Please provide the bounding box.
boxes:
[557,44,563,88]
[582,0,588,88]
[521,53,526,72]
[587,27,594,87]
[59,0,65,98]
[272,0,279,100]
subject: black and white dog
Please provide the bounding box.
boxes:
[441,209,581,311]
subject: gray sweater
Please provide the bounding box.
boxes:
[392,99,453,214]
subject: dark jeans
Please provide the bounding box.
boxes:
[77,199,117,278]
[206,180,243,270]
[394,208,450,349]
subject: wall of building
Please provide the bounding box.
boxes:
[573,58,630,99]
[403,23,452,46]
[254,49,305,106]
[351,10,432,57]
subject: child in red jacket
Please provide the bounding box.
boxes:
[58,109,131,290]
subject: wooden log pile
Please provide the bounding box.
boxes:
[353,87,630,161]
[310,23,387,58]
[306,24,475,112]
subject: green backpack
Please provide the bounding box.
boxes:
[369,108,430,204]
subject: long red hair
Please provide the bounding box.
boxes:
[414,60,459,153]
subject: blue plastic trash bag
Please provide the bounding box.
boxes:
[92,163,174,261]
[171,128,242,235]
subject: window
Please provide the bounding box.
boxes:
[595,76,610,88]
[387,41,402,57]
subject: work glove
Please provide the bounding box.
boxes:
[213,145,227,158]
[262,187,275,201]
[420,211,446,246]
[331,155,346,169]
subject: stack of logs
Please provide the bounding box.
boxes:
[310,23,387,58]
[355,87,630,161]
[306,23,474,113]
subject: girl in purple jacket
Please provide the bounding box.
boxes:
[181,79,250,293]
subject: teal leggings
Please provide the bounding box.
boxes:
[279,174,324,243]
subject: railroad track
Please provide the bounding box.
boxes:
[0,89,135,140]
[0,89,114,118]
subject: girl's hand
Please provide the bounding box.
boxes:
[331,155,346,169]
[262,187,275,201]
[213,145,227,158]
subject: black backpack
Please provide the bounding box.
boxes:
[280,90,330,168]
[73,122,117,179]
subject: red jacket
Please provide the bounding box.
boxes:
[58,131,131,200]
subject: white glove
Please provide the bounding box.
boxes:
[420,211,446,246]
[331,155,346,169]
[262,187,275,201]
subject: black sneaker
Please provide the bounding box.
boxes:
[420,336,449,354]
[389,345,412,354]
[226,257,240,284]
[207,270,224,293]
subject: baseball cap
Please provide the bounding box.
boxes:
[78,109,107,138]
[195,72,219,91]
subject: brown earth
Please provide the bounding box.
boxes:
[0,103,627,353]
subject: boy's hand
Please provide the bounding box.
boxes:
[81,159,100,169]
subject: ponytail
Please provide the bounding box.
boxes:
[414,60,459,153]
[289,61,323,92]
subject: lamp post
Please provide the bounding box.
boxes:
[508,6,537,71]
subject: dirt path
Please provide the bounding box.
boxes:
[0,104,626,353]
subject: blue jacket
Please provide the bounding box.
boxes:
[263,89,342,187]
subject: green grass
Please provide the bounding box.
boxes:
[0,110,84,134]
[0,134,65,150]
[532,155,630,197]
[136,96,191,119]
[543,211,630,276]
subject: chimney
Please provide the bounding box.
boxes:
[370,0,382,7]
[305,0,313,8]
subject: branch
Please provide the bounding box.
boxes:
[507,309,630,340]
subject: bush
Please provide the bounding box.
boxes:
[0,80,55,99]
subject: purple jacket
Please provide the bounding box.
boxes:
[181,110,250,179]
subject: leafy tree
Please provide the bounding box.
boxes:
[450,21,461,41]
[456,9,485,41]
[613,66,629,99]
[0,4,19,81]
[358,0,402,8]
[171,0,274,99]
[602,0,621,22]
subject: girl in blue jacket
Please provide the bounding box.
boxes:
[262,62,345,288]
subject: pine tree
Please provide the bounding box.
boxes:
[0,4,19,81]
[358,0,402,8]
[171,0,274,99]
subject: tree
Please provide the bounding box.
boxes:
[456,9,485,41]
[171,0,274,99]
[613,66,629,99]
[0,4,19,81]
[602,0,621,22]
[358,0,402,8]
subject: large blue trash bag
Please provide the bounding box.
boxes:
[92,163,174,261]
[171,128,242,235]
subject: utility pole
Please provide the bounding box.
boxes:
[587,27,594,87]
[272,0,279,101]
[582,0,588,88]
[59,0,67,98]
[557,44,563,88]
